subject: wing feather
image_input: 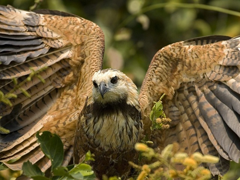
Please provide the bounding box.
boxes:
[140,35,240,175]
[177,93,201,154]
[0,5,104,171]
[196,84,240,162]
[174,94,200,154]
[181,88,230,175]
[1,136,38,160]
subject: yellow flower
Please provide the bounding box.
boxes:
[161,144,173,159]
[142,165,151,173]
[200,169,211,176]
[156,118,162,123]
[202,155,219,163]
[169,169,177,178]
[135,143,149,152]
[137,171,148,180]
[183,157,197,168]
[192,152,203,162]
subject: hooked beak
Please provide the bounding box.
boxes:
[99,82,109,98]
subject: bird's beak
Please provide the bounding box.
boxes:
[99,82,109,98]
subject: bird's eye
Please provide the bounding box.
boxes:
[110,76,118,84]
[93,81,98,88]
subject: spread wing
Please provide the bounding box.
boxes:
[139,35,240,176]
[0,5,104,171]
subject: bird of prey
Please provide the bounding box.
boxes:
[74,69,142,178]
[0,4,240,179]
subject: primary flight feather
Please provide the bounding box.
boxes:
[0,5,240,179]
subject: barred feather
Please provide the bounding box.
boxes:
[0,5,104,171]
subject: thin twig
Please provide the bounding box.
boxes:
[118,2,240,29]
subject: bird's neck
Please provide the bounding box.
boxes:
[92,99,128,116]
[83,99,142,152]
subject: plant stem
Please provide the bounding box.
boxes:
[119,2,240,29]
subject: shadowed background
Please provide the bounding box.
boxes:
[1,0,240,179]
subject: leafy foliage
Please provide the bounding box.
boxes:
[22,131,96,180]
[22,161,48,180]
[150,94,171,131]
[36,131,64,170]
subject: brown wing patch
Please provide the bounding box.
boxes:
[0,5,104,171]
[140,35,240,176]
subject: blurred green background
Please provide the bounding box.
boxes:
[1,0,240,179]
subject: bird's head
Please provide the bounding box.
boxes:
[92,69,139,107]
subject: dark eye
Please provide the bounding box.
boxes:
[93,80,98,88]
[110,76,118,84]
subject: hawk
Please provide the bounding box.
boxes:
[0,5,240,178]
[74,69,142,178]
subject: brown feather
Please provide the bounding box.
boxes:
[0,5,104,172]
[140,36,240,176]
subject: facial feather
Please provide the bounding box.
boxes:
[92,69,140,110]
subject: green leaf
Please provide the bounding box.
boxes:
[36,131,64,170]
[53,166,69,176]
[69,163,95,177]
[12,78,18,85]
[82,174,96,180]
[149,94,167,130]
[22,161,44,177]
[67,164,74,170]
[84,151,95,162]
[0,97,12,106]
[0,91,3,99]
[70,173,84,179]
[0,163,8,171]
[20,88,31,97]
[7,157,21,164]
[32,176,51,180]
[150,111,154,121]
[37,74,46,83]
[109,177,120,180]
[155,101,163,111]
[5,93,17,99]
[0,126,10,134]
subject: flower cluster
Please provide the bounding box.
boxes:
[133,143,219,180]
